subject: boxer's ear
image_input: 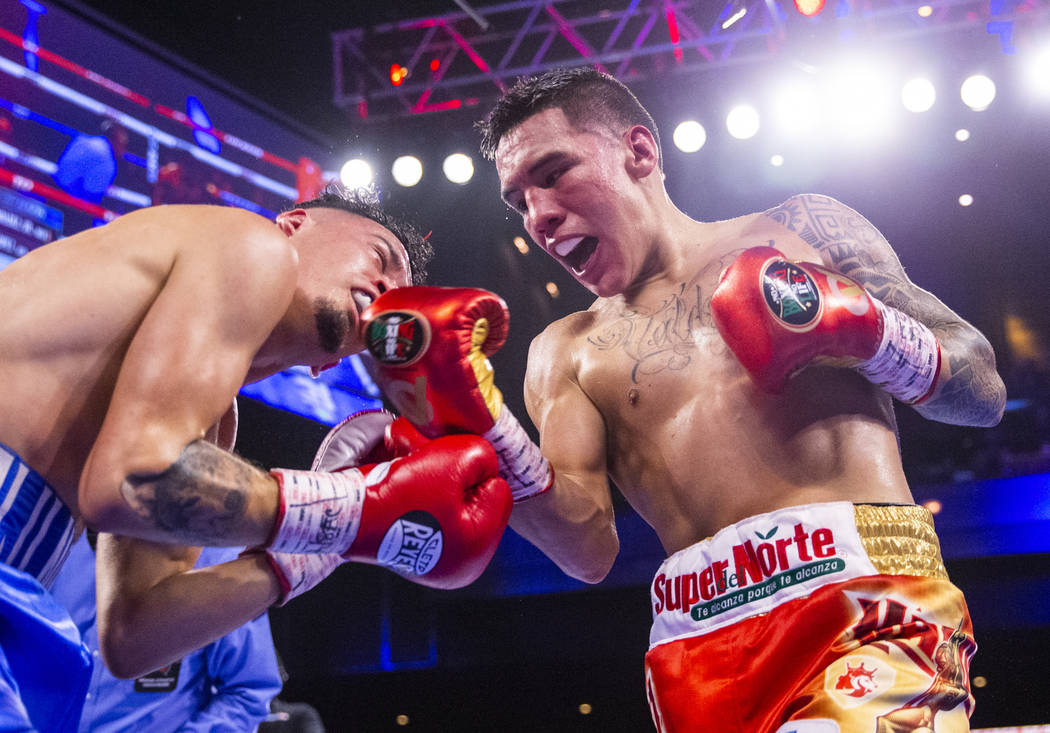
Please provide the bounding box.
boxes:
[276,208,308,236]
[624,125,659,180]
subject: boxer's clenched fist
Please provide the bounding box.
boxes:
[363,286,552,502]
[263,410,512,602]
[711,246,940,404]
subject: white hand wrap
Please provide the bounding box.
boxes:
[268,469,365,554]
[856,301,941,404]
[483,405,553,502]
[265,551,345,606]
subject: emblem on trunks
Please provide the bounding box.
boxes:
[761,258,821,331]
[825,655,895,709]
[366,311,430,366]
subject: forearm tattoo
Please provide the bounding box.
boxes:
[120,439,252,544]
[765,194,1004,426]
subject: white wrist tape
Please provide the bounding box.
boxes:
[268,469,366,554]
[483,405,553,502]
[266,551,344,606]
[856,301,941,404]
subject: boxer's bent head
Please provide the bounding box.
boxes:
[296,183,433,286]
[478,66,663,171]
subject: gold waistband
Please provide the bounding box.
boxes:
[853,504,948,580]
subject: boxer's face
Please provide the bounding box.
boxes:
[495,106,653,297]
[281,208,411,363]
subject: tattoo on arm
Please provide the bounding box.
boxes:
[120,439,252,544]
[765,194,1005,426]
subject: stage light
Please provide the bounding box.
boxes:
[826,64,895,141]
[793,0,825,17]
[396,713,410,726]
[901,77,936,113]
[726,105,760,140]
[389,64,408,86]
[770,154,784,167]
[430,58,441,72]
[960,74,996,111]
[958,194,974,207]
[443,153,474,184]
[770,81,819,137]
[916,4,933,17]
[721,2,748,29]
[955,128,971,142]
[578,703,593,715]
[513,236,530,254]
[545,282,560,298]
[339,158,373,188]
[391,155,423,187]
[923,499,942,514]
[672,120,707,152]
[972,676,987,688]
[1024,44,1050,96]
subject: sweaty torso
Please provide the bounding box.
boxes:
[558,212,913,554]
[0,206,272,512]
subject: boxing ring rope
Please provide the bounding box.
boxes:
[0,26,300,174]
[0,166,118,222]
[0,37,300,201]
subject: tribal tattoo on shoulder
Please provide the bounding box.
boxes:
[120,439,250,544]
[764,194,910,307]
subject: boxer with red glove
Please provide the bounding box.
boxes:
[263,410,512,604]
[361,286,553,502]
[711,246,941,404]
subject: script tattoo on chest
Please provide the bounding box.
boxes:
[587,283,708,384]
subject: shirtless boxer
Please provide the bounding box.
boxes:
[460,67,1003,731]
[0,186,512,732]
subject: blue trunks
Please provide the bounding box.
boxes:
[0,442,90,732]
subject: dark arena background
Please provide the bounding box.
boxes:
[2,0,1049,730]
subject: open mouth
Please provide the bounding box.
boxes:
[556,236,598,275]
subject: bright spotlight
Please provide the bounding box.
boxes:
[672,120,707,152]
[339,158,373,188]
[827,64,895,140]
[1024,45,1050,96]
[770,154,785,167]
[442,153,474,184]
[726,105,760,140]
[771,82,820,137]
[955,128,971,142]
[958,193,974,207]
[901,77,936,113]
[960,74,996,111]
[391,156,423,187]
[917,4,933,17]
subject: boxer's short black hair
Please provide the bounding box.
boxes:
[296,183,433,285]
[477,66,662,169]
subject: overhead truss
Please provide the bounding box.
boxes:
[333,0,1050,122]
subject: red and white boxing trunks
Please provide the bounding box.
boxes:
[644,502,974,733]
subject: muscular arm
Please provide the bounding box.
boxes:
[764,194,1006,427]
[96,533,281,679]
[79,210,295,544]
[510,324,618,583]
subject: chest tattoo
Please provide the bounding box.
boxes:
[587,283,709,384]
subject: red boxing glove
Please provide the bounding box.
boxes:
[711,246,941,403]
[267,413,512,590]
[363,286,553,502]
[362,286,509,437]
